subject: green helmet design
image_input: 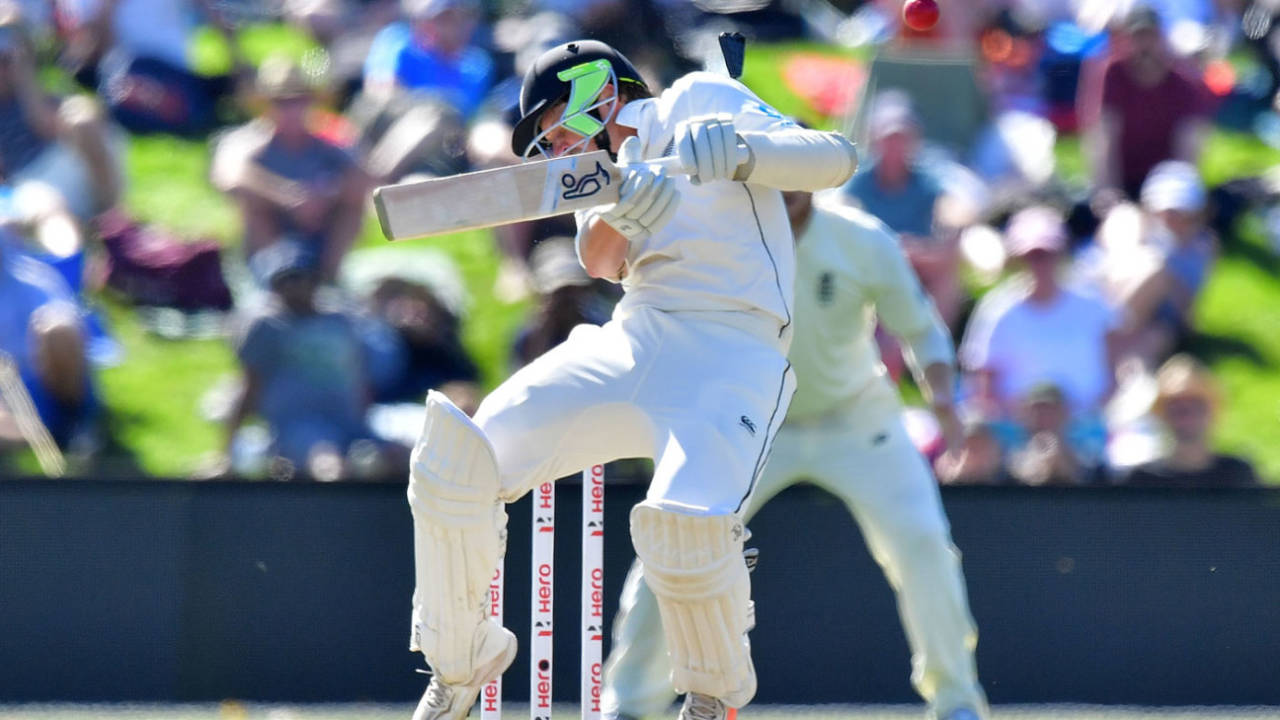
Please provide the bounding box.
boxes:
[511,40,647,159]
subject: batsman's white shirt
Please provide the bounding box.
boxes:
[603,201,988,718]
[584,72,798,337]
[476,73,799,515]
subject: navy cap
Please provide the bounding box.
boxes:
[250,238,318,287]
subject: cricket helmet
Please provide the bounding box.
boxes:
[511,40,647,159]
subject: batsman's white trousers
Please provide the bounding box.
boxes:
[603,376,987,717]
[475,304,795,515]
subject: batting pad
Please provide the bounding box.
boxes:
[408,391,509,684]
[629,504,757,708]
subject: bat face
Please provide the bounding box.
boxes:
[373,150,622,241]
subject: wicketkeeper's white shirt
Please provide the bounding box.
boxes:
[786,199,954,421]
[580,72,798,345]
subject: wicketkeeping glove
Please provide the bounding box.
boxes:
[675,113,741,185]
[591,136,679,242]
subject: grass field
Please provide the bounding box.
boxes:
[4,704,1280,720]
[84,37,1280,480]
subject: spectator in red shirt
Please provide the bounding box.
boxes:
[1080,4,1213,201]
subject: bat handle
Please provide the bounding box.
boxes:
[647,143,751,177]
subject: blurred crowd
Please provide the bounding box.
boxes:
[0,0,1273,487]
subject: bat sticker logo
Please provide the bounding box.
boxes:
[561,162,610,200]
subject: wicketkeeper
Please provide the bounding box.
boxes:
[405,40,857,720]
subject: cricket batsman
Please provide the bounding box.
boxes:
[601,191,989,720]
[406,40,858,720]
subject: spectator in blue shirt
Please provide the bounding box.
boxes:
[842,90,962,328]
[843,90,942,237]
[362,0,493,120]
[226,239,400,480]
[0,233,95,451]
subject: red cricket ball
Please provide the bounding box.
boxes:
[902,0,940,32]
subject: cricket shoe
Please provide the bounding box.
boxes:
[412,625,517,720]
[677,693,737,720]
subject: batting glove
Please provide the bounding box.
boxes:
[592,136,679,242]
[675,113,741,185]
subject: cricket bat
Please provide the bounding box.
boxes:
[375,36,750,242]
[373,144,752,242]
[373,150,685,242]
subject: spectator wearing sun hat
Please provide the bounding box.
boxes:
[212,55,370,283]
[1125,354,1257,487]
[960,206,1120,451]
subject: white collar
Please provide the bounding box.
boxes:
[615,97,654,131]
